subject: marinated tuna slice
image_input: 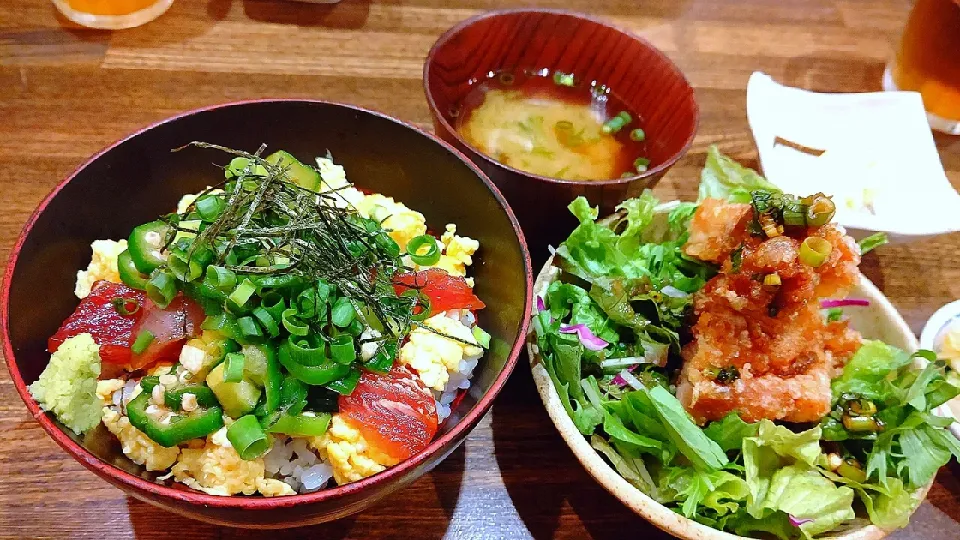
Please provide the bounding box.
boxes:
[48,280,146,365]
[339,365,439,461]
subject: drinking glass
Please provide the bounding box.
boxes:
[883,0,960,135]
[53,0,173,29]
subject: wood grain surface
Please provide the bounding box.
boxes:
[1,0,959,538]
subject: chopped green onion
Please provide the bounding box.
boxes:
[202,313,241,340]
[296,287,321,319]
[254,274,303,293]
[287,335,329,367]
[205,266,237,292]
[327,368,361,395]
[799,236,833,267]
[634,157,651,172]
[553,71,575,87]
[347,318,364,336]
[281,308,309,336]
[601,115,628,135]
[620,172,634,179]
[278,341,349,386]
[224,352,245,383]
[858,232,888,255]
[139,375,160,394]
[331,297,356,328]
[315,279,334,302]
[264,412,331,437]
[406,235,441,266]
[365,341,397,373]
[227,415,271,460]
[841,415,882,432]
[252,306,280,338]
[782,199,807,227]
[260,293,286,320]
[195,195,225,222]
[330,334,357,365]
[472,326,491,349]
[825,308,844,322]
[279,376,309,416]
[837,460,867,483]
[846,398,878,417]
[228,279,257,308]
[629,128,646,142]
[111,297,141,316]
[803,193,836,227]
[131,330,155,355]
[236,316,263,341]
[146,271,177,308]
[763,273,781,288]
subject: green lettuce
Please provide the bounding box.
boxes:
[704,412,760,453]
[740,421,855,538]
[698,145,779,203]
[546,281,618,344]
[743,421,824,516]
[830,340,913,400]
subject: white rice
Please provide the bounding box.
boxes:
[432,309,484,422]
[264,436,335,494]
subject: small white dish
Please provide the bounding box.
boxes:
[746,72,960,242]
[920,299,960,439]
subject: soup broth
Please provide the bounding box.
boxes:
[455,71,650,181]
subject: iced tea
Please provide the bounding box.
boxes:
[53,0,173,29]
[887,0,960,133]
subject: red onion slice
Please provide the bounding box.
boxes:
[559,323,609,351]
[820,298,870,309]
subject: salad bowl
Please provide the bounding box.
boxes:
[529,257,935,540]
[525,149,956,539]
[2,100,533,527]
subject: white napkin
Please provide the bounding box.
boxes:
[746,72,960,241]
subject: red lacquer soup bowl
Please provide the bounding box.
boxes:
[1,100,532,528]
[424,9,698,255]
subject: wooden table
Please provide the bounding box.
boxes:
[2,0,959,538]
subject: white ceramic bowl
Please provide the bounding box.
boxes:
[528,252,945,540]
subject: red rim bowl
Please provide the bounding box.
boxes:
[1,100,533,528]
[424,9,699,255]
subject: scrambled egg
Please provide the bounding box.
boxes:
[311,415,398,485]
[98,375,178,471]
[75,239,127,298]
[316,157,365,208]
[398,314,482,391]
[101,407,180,471]
[171,427,294,497]
[402,224,479,281]
[355,194,427,251]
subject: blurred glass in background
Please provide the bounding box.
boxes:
[53,0,173,29]
[884,0,960,134]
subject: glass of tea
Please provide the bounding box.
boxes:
[53,0,173,29]
[883,0,960,135]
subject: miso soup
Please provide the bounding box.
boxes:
[455,70,650,181]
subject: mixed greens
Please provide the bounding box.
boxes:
[532,147,960,538]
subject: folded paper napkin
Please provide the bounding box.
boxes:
[746,72,960,241]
